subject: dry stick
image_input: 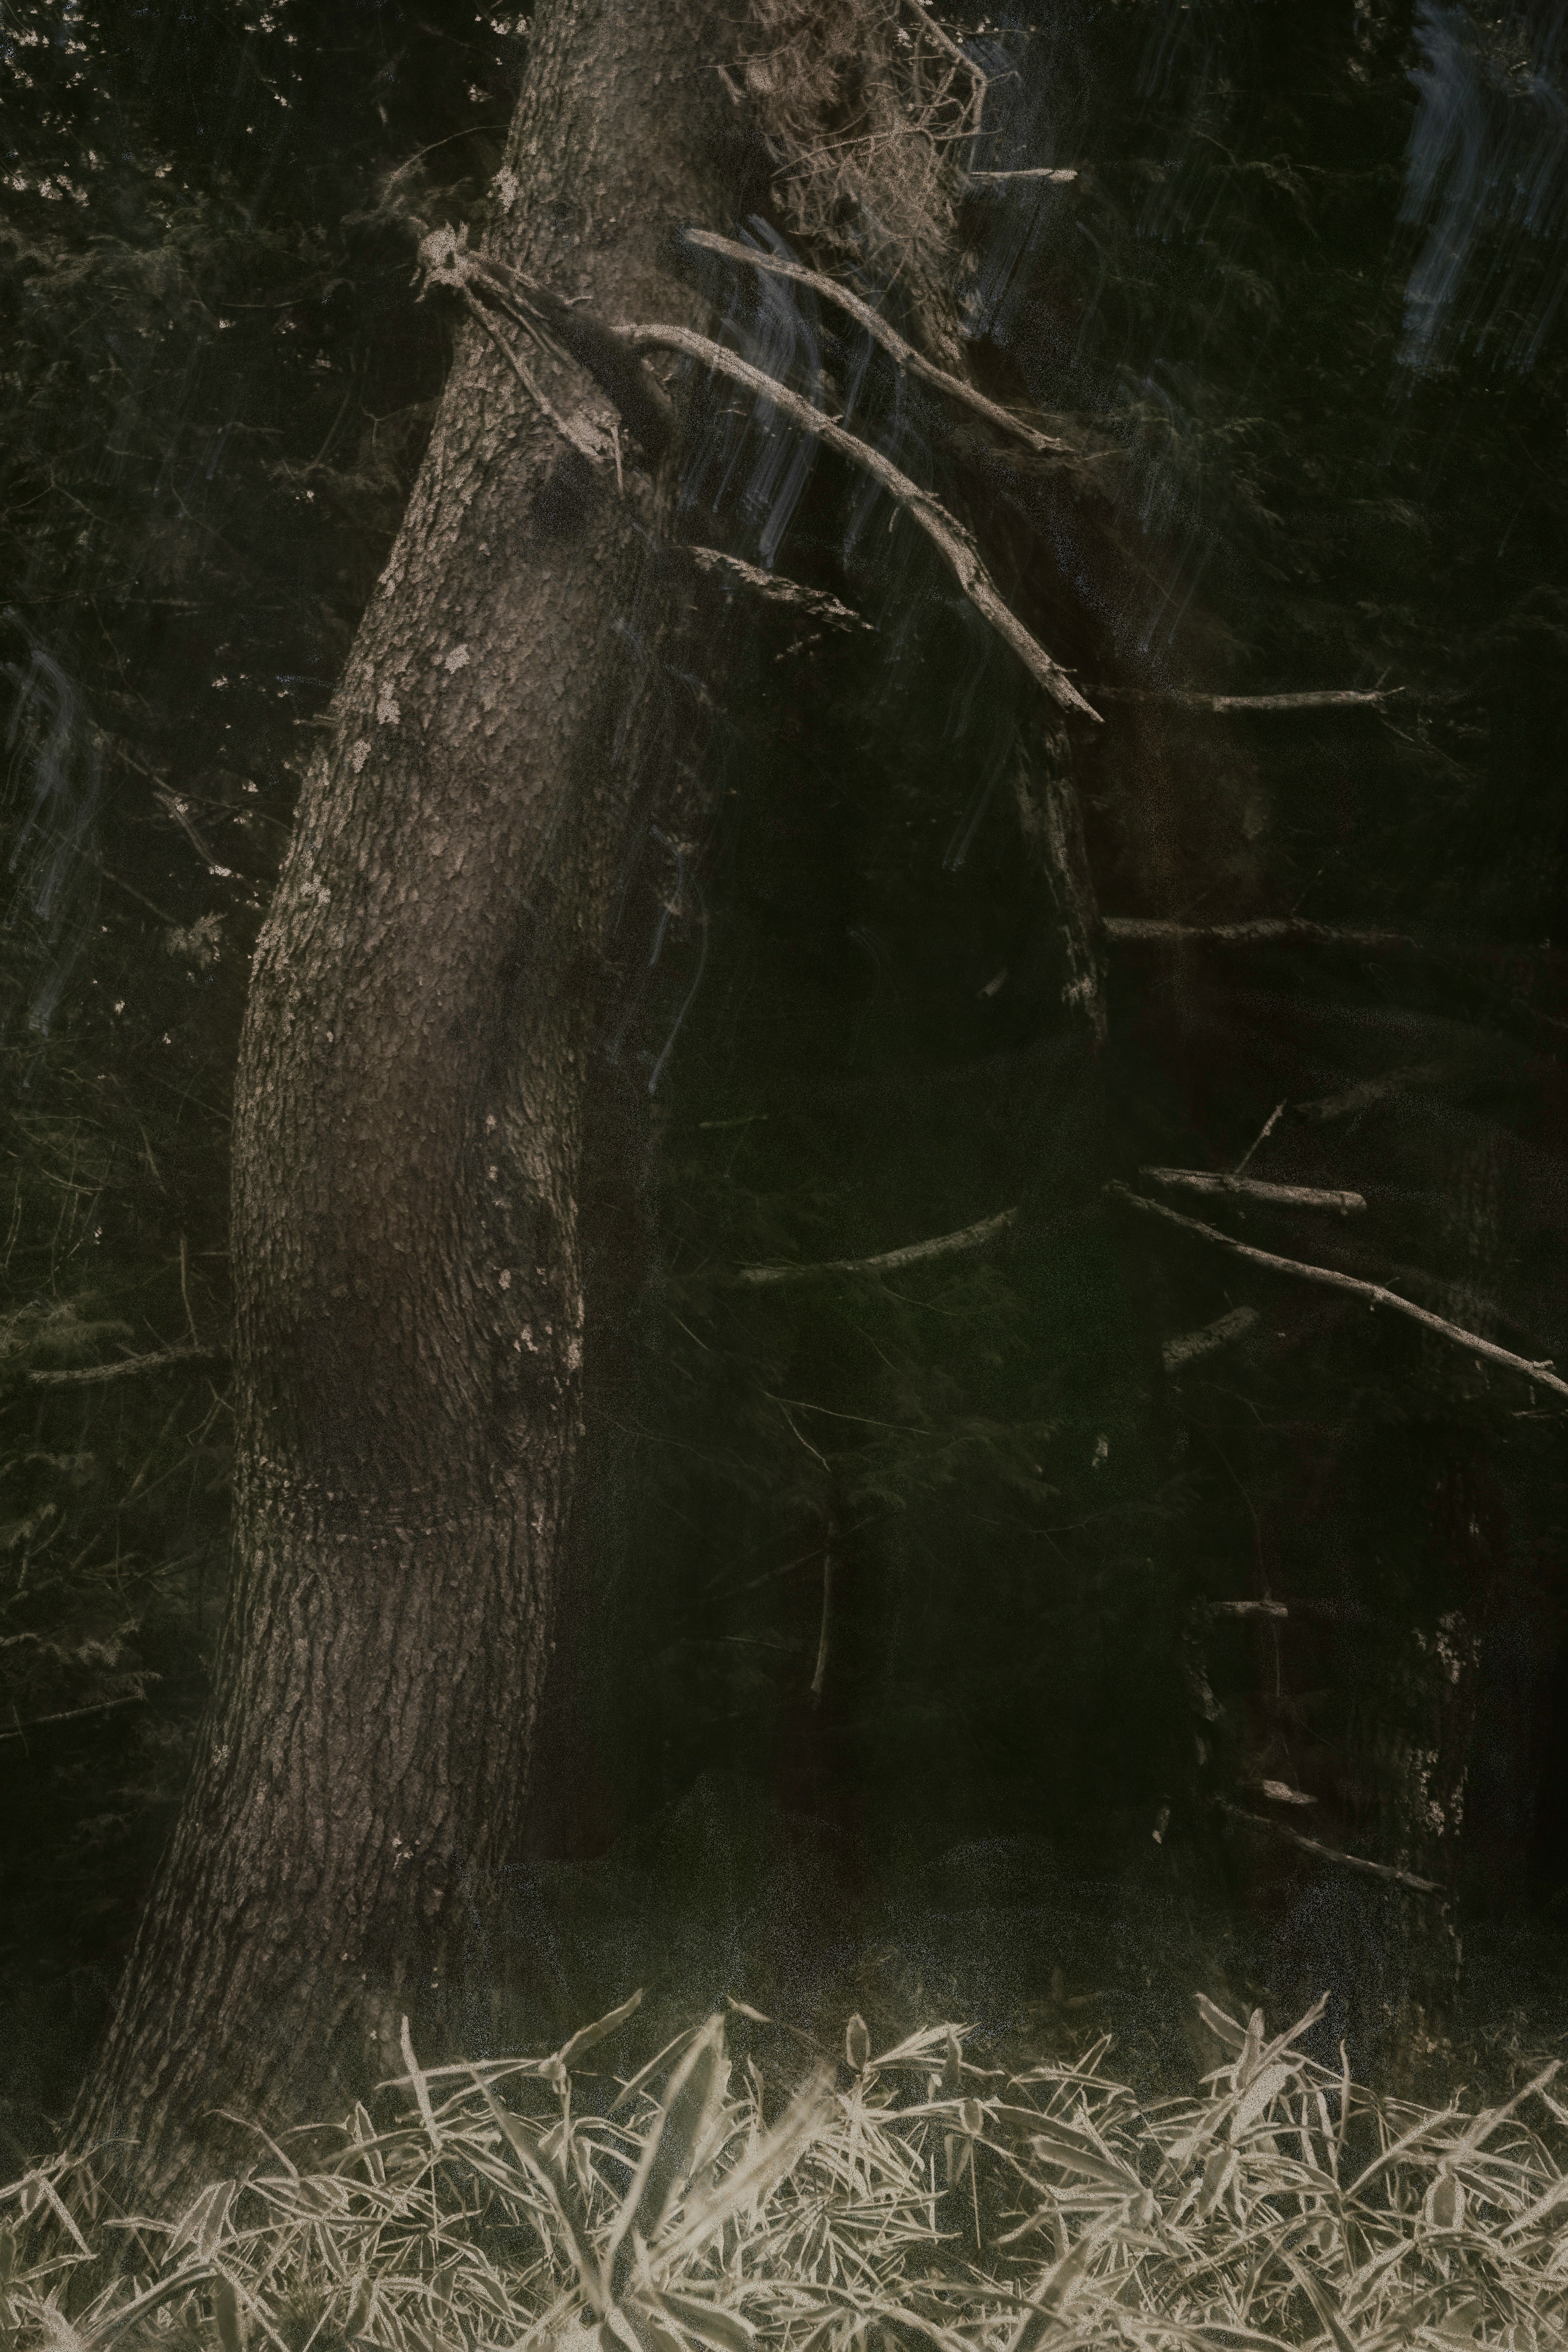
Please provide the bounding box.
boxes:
[684,229,1075,459]
[1091,687,1402,713]
[0,1693,149,1744]
[1215,1800,1442,1898]
[28,1340,227,1388]
[1104,915,1414,950]
[625,324,1100,724]
[735,1205,1018,1286]
[1140,1169,1367,1216]
[1012,736,1106,1048]
[964,167,1078,184]
[1232,1099,1285,1176]
[1107,1181,1568,1400]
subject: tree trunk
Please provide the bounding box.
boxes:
[70,0,739,2204]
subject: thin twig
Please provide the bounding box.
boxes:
[1107,1181,1568,1400]
[1104,915,1415,950]
[1232,1100,1285,1175]
[1091,687,1402,713]
[684,229,1074,458]
[28,1340,228,1388]
[735,1205,1017,1286]
[1215,1801,1442,1897]
[0,1693,149,1744]
[1140,1169,1366,1216]
[964,168,1078,184]
[624,323,1100,722]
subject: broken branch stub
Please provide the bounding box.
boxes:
[1140,1169,1366,1216]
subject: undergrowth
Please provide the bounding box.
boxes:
[6,1989,1567,2350]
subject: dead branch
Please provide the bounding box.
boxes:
[964,167,1078,184]
[1012,733,1106,1047]
[0,1692,151,1744]
[1107,1180,1568,1401]
[1091,686,1402,713]
[1141,1169,1367,1216]
[1162,1304,1258,1373]
[625,322,1100,722]
[689,546,869,630]
[1104,915,1415,951]
[684,228,1075,457]
[29,1341,227,1388]
[735,1205,1017,1285]
[1216,1800,1442,1897]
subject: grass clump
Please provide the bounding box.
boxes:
[5,1988,1567,2350]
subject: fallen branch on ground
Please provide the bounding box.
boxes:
[734,1205,1018,1285]
[685,228,1076,458]
[1107,1181,1568,1400]
[1141,1169,1366,1215]
[624,323,1101,722]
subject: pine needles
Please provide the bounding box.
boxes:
[8,1989,1568,2350]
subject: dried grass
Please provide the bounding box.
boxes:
[737,0,984,363]
[6,1989,1566,2351]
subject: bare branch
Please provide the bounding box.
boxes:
[29,1341,227,1388]
[1140,1169,1367,1216]
[1216,1800,1442,1897]
[1104,915,1415,951]
[1013,735,1106,1047]
[1107,1181,1568,1401]
[735,1205,1018,1286]
[1092,687,1402,713]
[964,167,1078,184]
[684,228,1075,458]
[689,547,869,631]
[624,323,1100,722]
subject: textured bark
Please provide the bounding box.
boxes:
[70,0,739,2203]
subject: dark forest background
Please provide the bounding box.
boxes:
[4,0,1568,2156]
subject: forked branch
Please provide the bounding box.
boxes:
[1108,1181,1568,1401]
[685,228,1075,457]
[625,322,1100,721]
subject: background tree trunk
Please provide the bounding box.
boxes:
[69,0,739,2204]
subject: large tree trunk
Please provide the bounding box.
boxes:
[70,0,737,2203]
